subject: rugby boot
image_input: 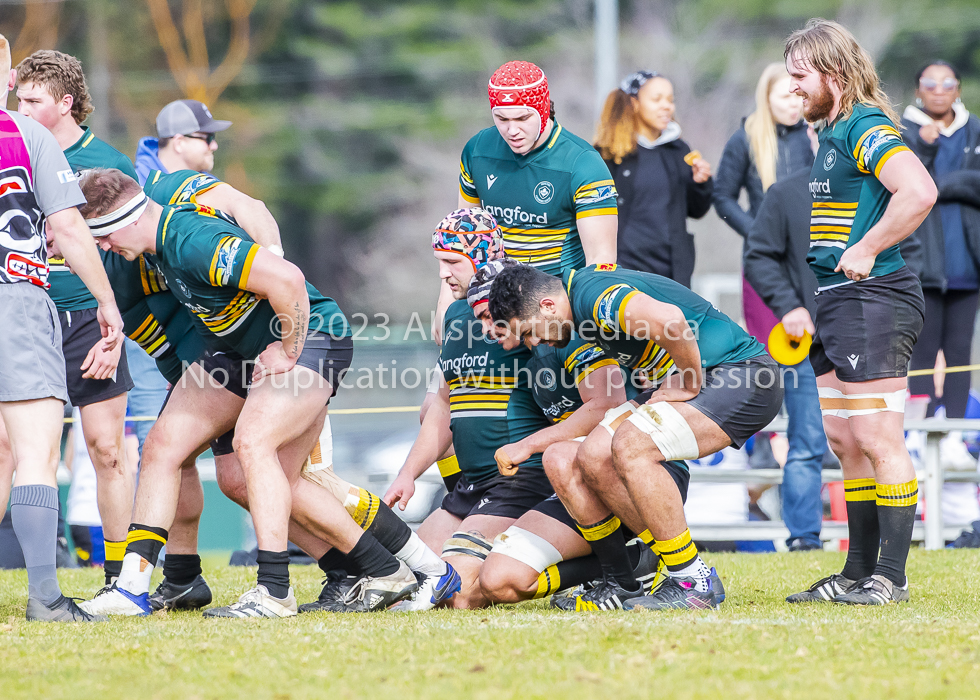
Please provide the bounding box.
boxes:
[389,563,462,611]
[148,575,213,611]
[624,567,724,611]
[79,583,152,616]
[633,545,666,593]
[550,584,588,611]
[834,575,909,605]
[26,595,107,623]
[324,561,418,613]
[298,570,358,613]
[203,585,297,618]
[785,573,855,603]
[567,577,643,611]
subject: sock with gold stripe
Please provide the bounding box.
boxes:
[533,539,649,598]
[117,524,168,596]
[577,515,639,592]
[653,529,711,591]
[437,454,462,491]
[840,478,880,580]
[103,539,126,585]
[874,478,918,586]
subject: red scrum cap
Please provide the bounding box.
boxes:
[488,61,550,136]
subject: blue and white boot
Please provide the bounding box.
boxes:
[390,563,462,611]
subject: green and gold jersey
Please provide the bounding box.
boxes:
[528,338,620,424]
[563,264,765,383]
[143,169,232,220]
[48,127,138,311]
[155,203,349,361]
[441,300,551,484]
[459,124,617,276]
[808,103,911,288]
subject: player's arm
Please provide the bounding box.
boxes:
[621,293,702,402]
[385,380,452,510]
[195,184,283,251]
[495,363,625,474]
[47,207,123,352]
[237,247,310,377]
[578,214,618,266]
[836,150,937,281]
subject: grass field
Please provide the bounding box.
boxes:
[2,550,979,700]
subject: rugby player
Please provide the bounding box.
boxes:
[12,50,136,585]
[0,35,124,622]
[466,260,662,606]
[489,263,782,610]
[74,168,416,618]
[386,208,559,609]
[784,20,935,605]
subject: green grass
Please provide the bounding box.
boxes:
[2,550,979,700]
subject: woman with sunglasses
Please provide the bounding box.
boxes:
[593,71,713,288]
[904,61,980,439]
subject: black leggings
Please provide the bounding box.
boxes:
[908,288,979,419]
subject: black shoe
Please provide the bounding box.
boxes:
[298,570,358,613]
[566,578,643,612]
[148,575,213,611]
[787,538,822,552]
[947,520,980,549]
[633,545,666,593]
[785,573,855,603]
[26,595,107,622]
[624,568,723,611]
[834,575,910,605]
[321,562,419,613]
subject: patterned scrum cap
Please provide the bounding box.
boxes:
[432,207,505,272]
[620,70,660,96]
[488,60,550,136]
[466,258,515,308]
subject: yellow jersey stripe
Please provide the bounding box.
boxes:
[239,244,260,289]
[874,145,909,179]
[577,207,617,219]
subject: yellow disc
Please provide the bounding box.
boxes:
[767,323,812,365]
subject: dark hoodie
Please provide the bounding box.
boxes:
[603,122,713,288]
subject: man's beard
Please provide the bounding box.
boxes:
[802,75,835,122]
[549,320,573,348]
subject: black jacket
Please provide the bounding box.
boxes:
[713,119,814,238]
[604,137,713,288]
[743,170,818,319]
[902,113,980,290]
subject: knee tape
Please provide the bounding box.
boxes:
[625,402,700,460]
[600,402,637,436]
[426,362,442,394]
[490,526,563,573]
[301,462,353,505]
[302,415,334,474]
[818,388,906,418]
[442,531,493,560]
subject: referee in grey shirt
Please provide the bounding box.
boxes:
[0,35,124,622]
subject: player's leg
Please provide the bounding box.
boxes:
[82,364,242,616]
[78,394,132,585]
[0,414,13,516]
[445,513,515,609]
[834,376,917,605]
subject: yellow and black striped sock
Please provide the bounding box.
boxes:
[577,515,639,591]
[874,478,918,586]
[125,524,168,566]
[103,539,126,584]
[437,454,462,491]
[363,492,412,554]
[653,529,698,572]
[840,477,880,580]
[533,555,606,599]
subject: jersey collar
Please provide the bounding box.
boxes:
[512,122,562,168]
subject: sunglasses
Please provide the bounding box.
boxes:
[183,132,217,145]
[919,77,959,93]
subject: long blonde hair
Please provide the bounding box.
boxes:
[744,63,788,192]
[594,88,639,164]
[784,18,900,127]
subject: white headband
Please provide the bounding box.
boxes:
[85,191,149,237]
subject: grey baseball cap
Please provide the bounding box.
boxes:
[155,99,232,138]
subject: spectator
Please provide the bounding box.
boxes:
[714,62,814,342]
[134,98,230,185]
[744,169,827,550]
[904,61,980,433]
[594,70,712,287]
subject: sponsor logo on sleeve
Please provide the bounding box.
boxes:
[57,169,77,184]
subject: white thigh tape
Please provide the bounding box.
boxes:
[625,402,700,460]
[426,362,442,394]
[600,402,637,436]
[818,387,906,418]
[490,527,563,573]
